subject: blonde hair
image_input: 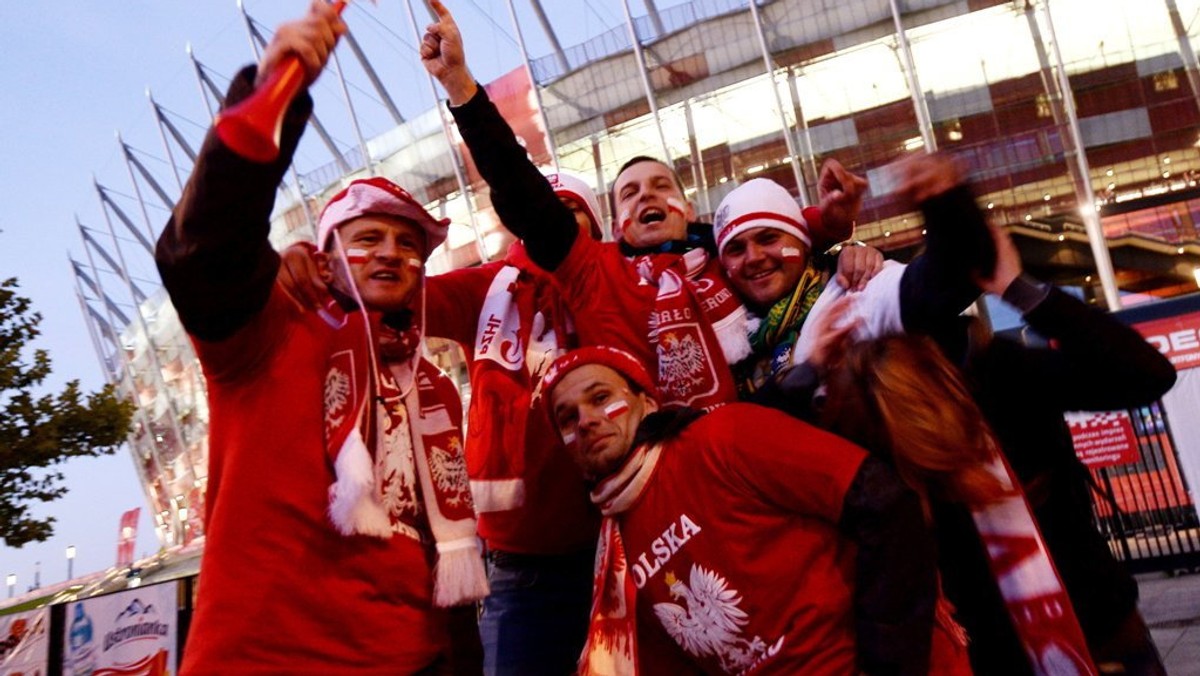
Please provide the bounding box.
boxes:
[821,335,1009,518]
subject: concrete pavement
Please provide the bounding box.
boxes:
[1139,571,1200,675]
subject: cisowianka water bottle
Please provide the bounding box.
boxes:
[67,603,97,676]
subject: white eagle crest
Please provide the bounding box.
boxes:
[377,401,419,519]
[430,437,472,507]
[653,564,778,673]
[658,332,706,399]
[324,367,351,430]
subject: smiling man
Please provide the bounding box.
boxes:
[538,346,940,675]
[154,4,486,673]
[713,158,997,398]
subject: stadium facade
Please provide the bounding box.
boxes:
[71,0,1200,548]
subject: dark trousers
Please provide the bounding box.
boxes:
[479,547,595,676]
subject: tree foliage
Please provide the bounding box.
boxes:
[1,277,133,547]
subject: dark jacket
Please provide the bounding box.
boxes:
[935,282,1175,675]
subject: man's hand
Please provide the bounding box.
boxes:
[420,0,478,105]
[834,245,884,292]
[817,159,868,243]
[257,0,346,88]
[892,152,966,207]
[807,295,860,377]
[974,221,1022,296]
[278,242,330,310]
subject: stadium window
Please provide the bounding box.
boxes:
[1153,71,1179,92]
[1036,93,1054,119]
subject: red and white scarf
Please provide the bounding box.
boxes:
[972,455,1098,675]
[469,244,574,513]
[579,443,664,676]
[320,293,489,607]
[633,248,746,411]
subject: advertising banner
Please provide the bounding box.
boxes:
[0,606,49,676]
[1067,411,1140,468]
[1133,310,1200,370]
[63,582,177,676]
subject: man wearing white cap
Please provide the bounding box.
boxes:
[712,156,995,398]
[155,4,486,673]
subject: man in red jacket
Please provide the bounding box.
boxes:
[155,3,486,673]
[540,346,939,675]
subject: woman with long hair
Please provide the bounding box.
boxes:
[821,332,1009,676]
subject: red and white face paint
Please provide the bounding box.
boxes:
[781,246,804,262]
[604,400,631,419]
[618,210,634,240]
[406,258,423,269]
[665,197,687,218]
[345,248,369,265]
[561,431,577,446]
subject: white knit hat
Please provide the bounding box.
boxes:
[712,178,811,255]
[546,172,611,242]
[318,177,450,257]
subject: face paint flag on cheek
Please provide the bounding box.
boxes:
[604,400,630,419]
[666,197,687,218]
[781,246,804,261]
[345,248,369,265]
[620,210,634,235]
[562,431,577,445]
[406,258,423,269]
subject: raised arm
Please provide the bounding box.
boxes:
[893,154,994,334]
[155,1,344,341]
[421,0,577,270]
[974,223,1176,410]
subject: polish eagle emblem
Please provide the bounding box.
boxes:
[657,331,706,400]
[653,564,782,673]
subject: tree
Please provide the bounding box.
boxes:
[1,277,133,547]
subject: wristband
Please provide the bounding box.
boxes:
[1001,273,1050,314]
[824,239,867,257]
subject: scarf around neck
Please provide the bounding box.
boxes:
[738,266,824,394]
[633,247,746,410]
[579,443,665,676]
[319,284,489,607]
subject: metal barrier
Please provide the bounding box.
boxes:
[1089,402,1200,573]
[1091,297,1200,574]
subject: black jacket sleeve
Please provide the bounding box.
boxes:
[979,286,1176,411]
[899,184,993,334]
[746,361,823,422]
[839,456,937,676]
[447,86,577,271]
[154,65,313,342]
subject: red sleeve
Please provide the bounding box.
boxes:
[191,283,299,384]
[554,236,658,370]
[425,264,498,347]
[710,404,867,522]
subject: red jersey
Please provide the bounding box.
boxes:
[182,286,446,675]
[617,404,867,675]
